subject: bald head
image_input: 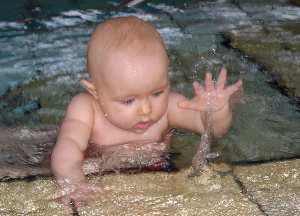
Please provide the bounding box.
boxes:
[87,16,167,80]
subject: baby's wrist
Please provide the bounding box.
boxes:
[56,176,86,188]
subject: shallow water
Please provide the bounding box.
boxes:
[0,0,300,172]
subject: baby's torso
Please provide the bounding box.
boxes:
[82,96,173,172]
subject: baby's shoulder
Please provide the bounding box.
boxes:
[70,93,96,104]
[64,93,101,121]
[67,93,99,111]
[73,92,94,100]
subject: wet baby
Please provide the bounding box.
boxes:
[51,16,242,211]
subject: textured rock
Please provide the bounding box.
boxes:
[0,165,263,215]
[2,160,300,215]
[233,159,300,215]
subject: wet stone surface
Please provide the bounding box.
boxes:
[1,160,300,215]
[228,1,300,100]
[0,165,263,216]
[233,159,300,216]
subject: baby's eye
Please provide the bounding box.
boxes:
[120,99,134,105]
[152,91,163,97]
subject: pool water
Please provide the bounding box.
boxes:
[0,0,300,174]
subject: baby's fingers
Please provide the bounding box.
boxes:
[61,196,72,211]
[74,200,84,212]
[73,195,94,212]
[225,79,243,96]
[216,68,227,90]
[192,81,205,95]
[91,185,111,194]
[205,73,214,92]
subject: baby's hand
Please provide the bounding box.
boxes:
[54,178,111,212]
[178,68,242,113]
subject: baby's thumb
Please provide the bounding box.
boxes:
[178,99,196,110]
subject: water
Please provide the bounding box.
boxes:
[82,129,174,174]
[191,107,219,174]
[0,0,300,176]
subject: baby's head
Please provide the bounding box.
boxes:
[81,17,170,133]
[87,16,167,76]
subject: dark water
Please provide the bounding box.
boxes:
[0,0,300,174]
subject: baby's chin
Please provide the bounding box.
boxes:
[113,124,149,134]
[131,126,153,135]
[131,127,150,134]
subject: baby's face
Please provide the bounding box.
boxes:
[94,46,169,134]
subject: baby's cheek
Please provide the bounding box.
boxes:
[106,109,134,128]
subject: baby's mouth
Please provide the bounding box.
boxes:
[136,121,150,130]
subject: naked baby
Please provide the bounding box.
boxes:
[51,16,242,211]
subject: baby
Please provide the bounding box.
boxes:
[51,16,242,211]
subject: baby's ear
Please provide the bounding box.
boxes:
[80,79,98,99]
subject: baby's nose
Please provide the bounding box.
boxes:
[137,99,151,116]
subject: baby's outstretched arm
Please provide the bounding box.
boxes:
[168,68,242,137]
[51,94,110,211]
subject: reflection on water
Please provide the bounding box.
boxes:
[0,125,57,167]
[0,0,300,178]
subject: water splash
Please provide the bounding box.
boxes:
[120,0,148,7]
[82,129,174,174]
[190,96,220,176]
